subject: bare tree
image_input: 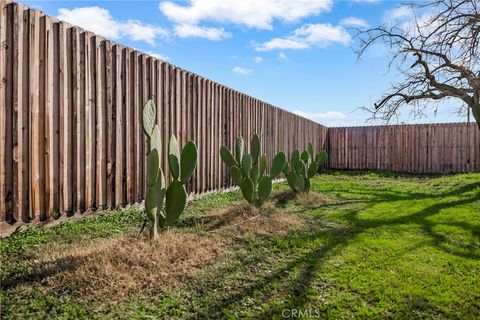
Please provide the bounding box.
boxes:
[356,0,480,129]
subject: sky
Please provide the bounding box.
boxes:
[20,0,469,127]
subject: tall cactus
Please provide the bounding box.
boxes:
[284,143,327,193]
[220,134,286,207]
[142,100,198,239]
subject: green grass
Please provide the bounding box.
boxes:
[1,171,479,319]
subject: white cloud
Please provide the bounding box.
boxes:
[145,51,169,61]
[233,66,253,75]
[340,17,369,28]
[384,6,436,36]
[278,52,288,61]
[256,38,309,51]
[159,0,332,30]
[293,110,359,126]
[385,6,413,21]
[174,24,231,40]
[294,110,347,121]
[254,56,263,63]
[255,23,351,51]
[123,20,168,44]
[352,0,380,3]
[58,7,167,45]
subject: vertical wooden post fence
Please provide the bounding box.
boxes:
[0,3,328,233]
[328,123,480,173]
[1,3,478,235]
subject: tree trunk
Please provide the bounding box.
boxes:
[471,102,480,130]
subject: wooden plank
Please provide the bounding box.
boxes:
[0,2,11,222]
[133,50,140,202]
[43,15,57,218]
[140,54,146,199]
[163,63,170,184]
[12,3,28,221]
[125,48,133,204]
[160,62,168,185]
[195,76,202,192]
[114,44,124,207]
[29,9,44,221]
[85,32,96,209]
[95,36,106,208]
[168,64,176,183]
[57,21,72,215]
[208,80,213,191]
[6,3,14,221]
[74,27,85,212]
[105,40,114,208]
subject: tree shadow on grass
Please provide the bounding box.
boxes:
[3,178,478,319]
[312,181,480,258]
[183,180,479,319]
[186,224,355,319]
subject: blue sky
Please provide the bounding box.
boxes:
[21,0,467,126]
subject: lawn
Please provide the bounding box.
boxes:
[1,171,479,319]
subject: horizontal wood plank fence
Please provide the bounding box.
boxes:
[0,3,328,232]
[328,123,480,173]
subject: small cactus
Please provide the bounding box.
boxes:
[220,134,286,207]
[142,100,198,240]
[284,143,327,193]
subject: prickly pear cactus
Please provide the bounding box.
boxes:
[142,100,198,239]
[219,134,286,207]
[284,144,327,193]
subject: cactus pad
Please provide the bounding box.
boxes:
[307,162,318,178]
[250,134,261,164]
[142,100,156,137]
[260,154,267,176]
[168,135,181,180]
[241,154,252,176]
[239,177,254,203]
[257,175,272,203]
[307,143,314,161]
[150,125,162,153]
[301,150,310,164]
[165,180,187,225]
[235,136,244,164]
[180,141,198,183]
[316,150,327,166]
[290,150,300,170]
[145,185,160,222]
[250,166,259,184]
[270,151,286,178]
[147,149,160,186]
[220,146,237,167]
[230,165,243,185]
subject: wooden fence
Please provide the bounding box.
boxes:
[328,123,480,173]
[1,3,479,235]
[0,2,328,232]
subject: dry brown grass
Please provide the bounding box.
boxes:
[294,192,332,206]
[13,201,306,307]
[217,202,306,237]
[187,201,305,237]
[21,231,227,304]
